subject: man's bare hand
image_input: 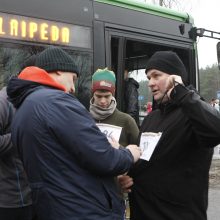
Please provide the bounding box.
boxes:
[108,136,120,149]
[126,145,141,162]
[117,175,133,193]
[165,75,183,98]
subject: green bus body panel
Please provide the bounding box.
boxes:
[95,0,193,23]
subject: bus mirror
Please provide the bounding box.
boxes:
[217,42,220,70]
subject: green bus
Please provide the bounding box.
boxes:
[0,0,198,124]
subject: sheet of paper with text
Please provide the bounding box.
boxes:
[96,123,122,142]
[140,132,162,161]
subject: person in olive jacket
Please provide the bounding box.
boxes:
[90,68,139,147]
[119,51,220,220]
[7,46,141,220]
[89,68,140,219]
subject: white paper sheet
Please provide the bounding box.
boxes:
[139,132,162,161]
[96,123,122,142]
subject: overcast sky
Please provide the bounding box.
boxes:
[134,0,220,68]
[191,0,219,68]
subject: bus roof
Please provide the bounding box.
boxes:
[95,0,193,23]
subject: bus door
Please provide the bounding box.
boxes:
[105,29,195,125]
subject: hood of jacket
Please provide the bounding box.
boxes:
[7,66,66,109]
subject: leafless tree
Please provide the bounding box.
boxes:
[148,0,183,9]
[140,0,198,14]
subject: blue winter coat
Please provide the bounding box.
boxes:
[7,77,134,220]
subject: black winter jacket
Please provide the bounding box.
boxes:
[124,78,139,126]
[129,84,220,220]
[0,87,32,208]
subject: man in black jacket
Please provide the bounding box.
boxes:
[119,51,220,220]
[0,55,37,220]
[0,88,33,220]
[124,69,139,126]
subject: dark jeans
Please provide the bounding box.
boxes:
[0,205,34,220]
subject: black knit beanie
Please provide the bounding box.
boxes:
[145,51,187,83]
[35,46,79,76]
[18,54,37,74]
[21,54,37,69]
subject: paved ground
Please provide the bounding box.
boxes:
[209,159,220,189]
[208,188,220,220]
[208,159,220,220]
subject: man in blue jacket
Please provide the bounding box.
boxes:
[7,46,141,220]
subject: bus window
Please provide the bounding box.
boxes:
[0,44,44,88]
[0,43,92,109]
[69,50,93,109]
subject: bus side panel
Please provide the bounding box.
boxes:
[0,0,93,26]
[94,2,192,41]
[94,21,106,70]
